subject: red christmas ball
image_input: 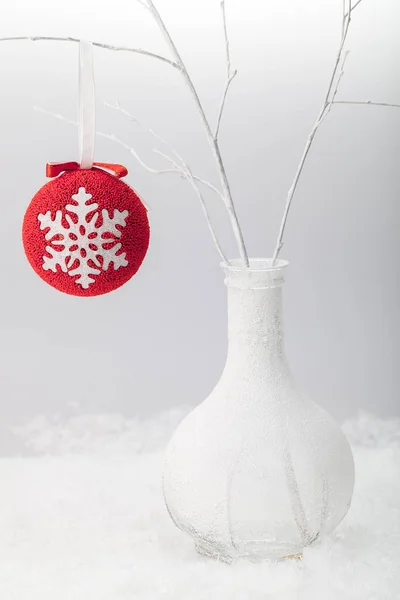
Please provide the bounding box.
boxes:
[22,168,150,297]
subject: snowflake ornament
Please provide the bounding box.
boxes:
[23,167,150,297]
[39,187,129,289]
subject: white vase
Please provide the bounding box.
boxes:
[163,259,355,561]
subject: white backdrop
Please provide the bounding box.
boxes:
[0,0,399,429]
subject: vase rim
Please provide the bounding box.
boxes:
[221,258,289,272]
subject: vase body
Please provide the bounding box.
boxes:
[163,259,355,561]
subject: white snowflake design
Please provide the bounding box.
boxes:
[38,187,129,289]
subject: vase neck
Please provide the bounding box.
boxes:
[222,259,288,366]
[227,284,284,356]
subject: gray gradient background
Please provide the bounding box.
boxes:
[0,0,399,428]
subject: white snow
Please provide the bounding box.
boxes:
[0,409,399,599]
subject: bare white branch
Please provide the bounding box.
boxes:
[352,0,363,10]
[105,101,227,204]
[99,133,176,177]
[215,70,237,139]
[345,0,363,18]
[322,8,352,109]
[215,2,237,143]
[145,0,249,266]
[271,1,361,264]
[341,0,347,38]
[153,148,229,263]
[153,147,224,201]
[34,106,75,126]
[221,0,231,77]
[0,36,181,70]
[327,50,350,116]
[333,100,400,109]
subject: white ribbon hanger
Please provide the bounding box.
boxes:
[78,40,96,169]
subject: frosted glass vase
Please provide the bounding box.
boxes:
[163,259,355,562]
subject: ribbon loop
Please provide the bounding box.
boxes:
[93,163,128,178]
[46,162,128,178]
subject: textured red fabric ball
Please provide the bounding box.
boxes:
[22,168,150,297]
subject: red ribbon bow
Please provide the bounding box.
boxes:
[46,162,128,179]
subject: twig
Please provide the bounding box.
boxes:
[345,0,363,17]
[215,0,238,138]
[34,106,75,126]
[341,0,347,38]
[221,0,231,76]
[144,0,249,266]
[333,100,400,109]
[327,50,350,115]
[35,106,228,262]
[215,71,237,140]
[322,2,352,111]
[271,0,362,264]
[105,102,227,205]
[0,36,181,70]
[153,150,228,262]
